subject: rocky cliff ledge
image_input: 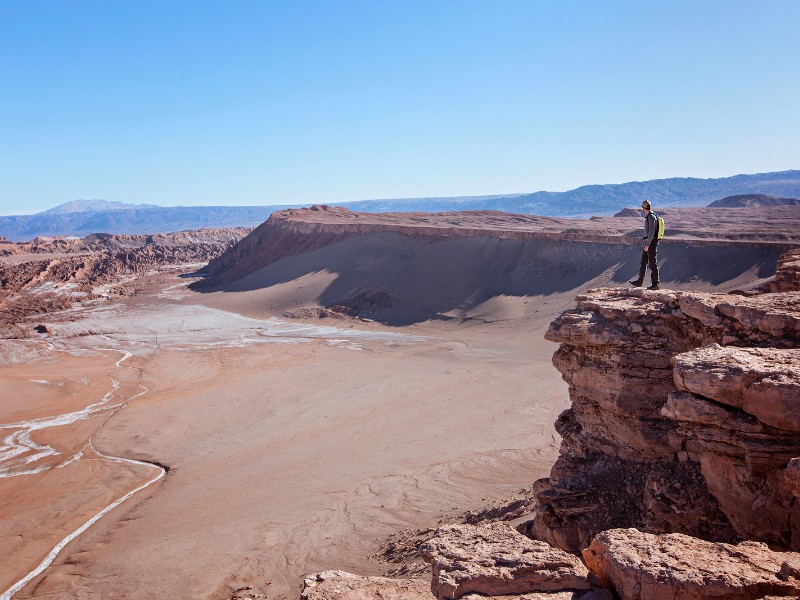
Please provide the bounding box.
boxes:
[530,249,800,552]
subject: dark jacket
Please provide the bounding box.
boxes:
[643,212,658,245]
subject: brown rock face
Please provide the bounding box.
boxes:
[532,250,800,551]
[461,592,612,600]
[673,344,800,432]
[583,528,800,600]
[300,571,431,600]
[420,523,591,600]
[770,248,800,292]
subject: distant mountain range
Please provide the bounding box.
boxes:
[1,170,799,241]
[41,199,160,213]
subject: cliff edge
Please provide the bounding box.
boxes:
[531,248,800,552]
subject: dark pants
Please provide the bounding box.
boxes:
[638,239,659,285]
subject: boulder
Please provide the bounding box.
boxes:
[300,570,431,600]
[420,523,590,599]
[582,529,800,600]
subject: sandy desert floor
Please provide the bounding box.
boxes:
[0,274,571,599]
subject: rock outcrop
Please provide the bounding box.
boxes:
[530,251,800,552]
[301,571,431,600]
[302,524,614,600]
[583,529,800,600]
[760,248,800,293]
[420,523,591,599]
[0,228,250,329]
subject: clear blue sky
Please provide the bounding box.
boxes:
[1,1,798,214]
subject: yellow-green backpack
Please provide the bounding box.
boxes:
[653,212,665,239]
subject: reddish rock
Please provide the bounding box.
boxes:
[461,592,611,600]
[300,570,431,599]
[786,458,800,500]
[534,271,800,551]
[663,344,800,547]
[673,344,800,432]
[583,529,800,600]
[758,248,800,293]
[420,523,590,599]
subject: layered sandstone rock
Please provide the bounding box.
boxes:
[767,248,800,293]
[583,529,800,600]
[531,251,800,552]
[420,523,591,599]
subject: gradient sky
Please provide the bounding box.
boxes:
[1,1,798,214]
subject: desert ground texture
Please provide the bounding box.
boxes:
[2,206,798,599]
[1,276,570,599]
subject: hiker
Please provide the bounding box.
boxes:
[629,199,661,290]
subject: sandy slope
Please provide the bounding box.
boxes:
[195,231,786,326]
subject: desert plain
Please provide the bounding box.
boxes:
[2,205,799,599]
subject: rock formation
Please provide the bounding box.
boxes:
[302,523,614,600]
[759,248,800,293]
[0,228,249,331]
[420,523,591,599]
[530,250,800,552]
[301,571,431,600]
[583,529,800,600]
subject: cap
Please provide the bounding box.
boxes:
[641,200,652,210]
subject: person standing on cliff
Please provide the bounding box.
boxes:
[629,199,660,290]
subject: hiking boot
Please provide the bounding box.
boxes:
[629,279,643,287]
[647,284,660,290]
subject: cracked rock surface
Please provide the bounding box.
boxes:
[583,528,800,600]
[420,523,591,599]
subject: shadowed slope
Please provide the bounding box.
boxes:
[193,207,796,325]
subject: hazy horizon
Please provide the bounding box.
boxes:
[0,167,796,218]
